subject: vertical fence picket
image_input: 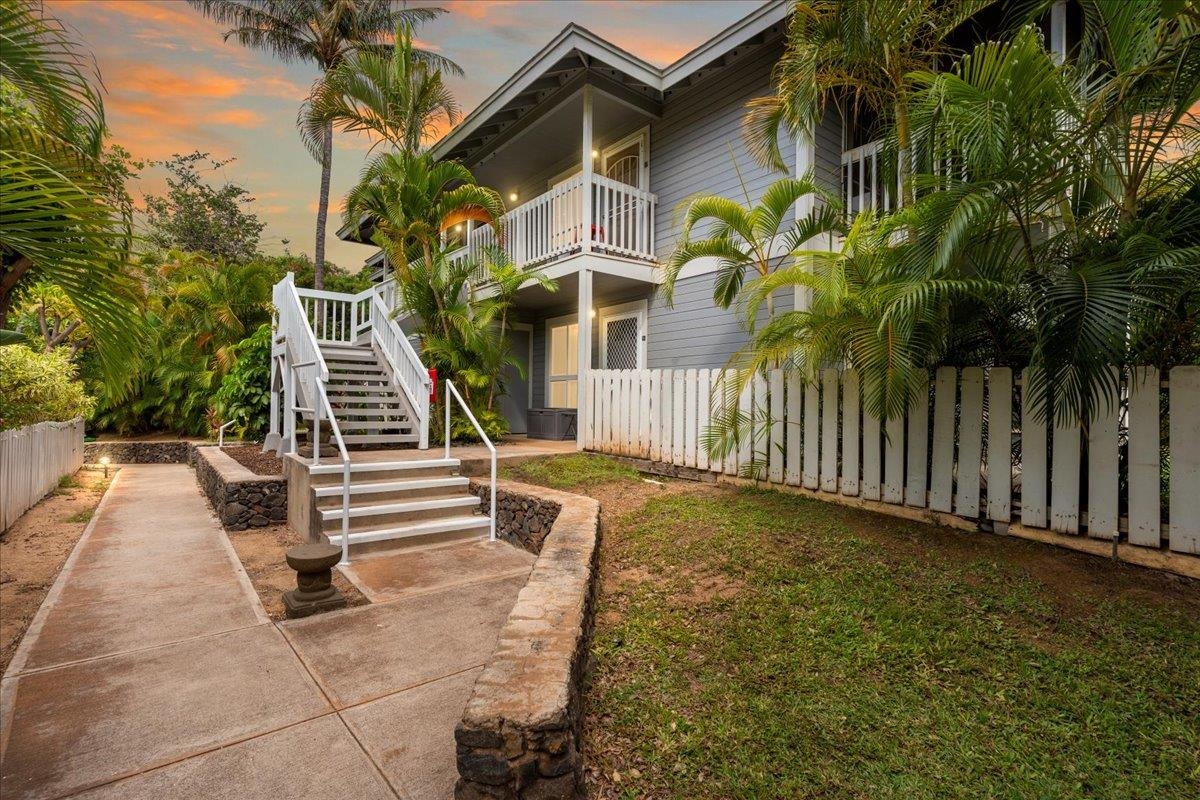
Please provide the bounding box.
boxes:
[986,368,1013,523]
[685,369,698,467]
[785,371,802,487]
[882,412,904,505]
[1086,367,1120,539]
[821,369,838,492]
[1020,372,1049,528]
[661,370,675,466]
[752,372,768,479]
[638,371,651,458]
[930,367,957,513]
[841,370,860,497]
[769,369,785,484]
[1169,366,1200,554]
[862,403,882,501]
[698,369,712,471]
[737,373,752,475]
[1050,412,1081,534]
[1127,366,1160,547]
[905,375,929,507]
[673,370,686,466]
[803,380,820,490]
[956,367,984,518]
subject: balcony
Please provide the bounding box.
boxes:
[449,174,657,276]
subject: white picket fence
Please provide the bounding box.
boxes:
[0,419,86,531]
[582,367,1200,555]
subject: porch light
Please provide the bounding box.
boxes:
[508,191,518,202]
[589,308,597,318]
[454,224,463,233]
[591,149,599,159]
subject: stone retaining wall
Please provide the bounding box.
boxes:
[84,440,196,464]
[468,482,562,554]
[193,446,286,531]
[455,480,600,799]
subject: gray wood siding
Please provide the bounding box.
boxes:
[647,272,792,369]
[650,42,794,257]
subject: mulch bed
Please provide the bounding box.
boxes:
[222,445,284,476]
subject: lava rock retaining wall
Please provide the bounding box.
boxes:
[456,480,600,799]
[84,440,195,464]
[468,482,562,554]
[194,445,286,531]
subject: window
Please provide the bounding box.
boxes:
[546,316,579,408]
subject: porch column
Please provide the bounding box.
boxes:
[1050,0,1067,64]
[580,85,593,254]
[794,127,816,313]
[576,268,593,450]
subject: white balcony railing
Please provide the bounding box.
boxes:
[452,174,656,277]
[842,141,893,216]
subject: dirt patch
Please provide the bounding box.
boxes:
[1,467,114,676]
[226,524,367,620]
[221,445,283,477]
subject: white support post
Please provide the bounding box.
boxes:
[577,267,593,450]
[581,85,594,254]
[1050,0,1067,64]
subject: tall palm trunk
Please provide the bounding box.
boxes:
[313,121,333,290]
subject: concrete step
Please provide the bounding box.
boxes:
[308,457,460,477]
[320,349,376,362]
[327,384,397,394]
[320,494,479,523]
[341,433,418,446]
[332,408,413,418]
[313,475,468,500]
[324,515,491,549]
[327,394,404,405]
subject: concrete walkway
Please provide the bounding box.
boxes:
[0,464,533,800]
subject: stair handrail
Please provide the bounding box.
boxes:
[369,291,431,449]
[275,273,352,565]
[443,380,496,542]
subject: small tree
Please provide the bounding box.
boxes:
[143,152,266,262]
[0,344,94,429]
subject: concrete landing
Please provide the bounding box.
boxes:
[0,465,533,800]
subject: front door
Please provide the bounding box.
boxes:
[500,327,531,434]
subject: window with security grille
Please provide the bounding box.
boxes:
[604,316,640,370]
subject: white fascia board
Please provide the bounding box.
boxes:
[661,0,789,89]
[430,25,663,160]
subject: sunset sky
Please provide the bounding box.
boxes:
[45,0,765,270]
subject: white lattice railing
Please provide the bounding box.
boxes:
[842,141,893,216]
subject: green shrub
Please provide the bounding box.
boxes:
[0,345,95,429]
[428,403,510,445]
[212,323,272,440]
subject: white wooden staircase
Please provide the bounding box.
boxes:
[268,274,496,563]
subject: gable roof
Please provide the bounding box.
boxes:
[430,0,788,164]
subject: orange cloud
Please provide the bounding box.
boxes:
[210,108,267,127]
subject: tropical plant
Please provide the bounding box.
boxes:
[186,0,452,287]
[0,344,95,429]
[12,281,90,355]
[143,152,266,262]
[743,0,987,203]
[212,323,272,439]
[301,21,460,158]
[662,174,843,325]
[0,1,142,383]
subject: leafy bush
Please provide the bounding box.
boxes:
[0,345,95,429]
[212,323,272,440]
[428,403,510,445]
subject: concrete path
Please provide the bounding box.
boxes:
[0,465,532,800]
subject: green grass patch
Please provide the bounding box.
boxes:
[587,488,1200,799]
[64,509,93,524]
[502,453,640,491]
[54,473,80,494]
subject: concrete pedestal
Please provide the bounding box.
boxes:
[283,543,347,618]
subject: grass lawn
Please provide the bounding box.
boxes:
[504,455,1200,800]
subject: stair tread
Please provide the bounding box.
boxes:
[313,475,468,497]
[308,457,460,475]
[325,515,490,546]
[321,494,480,520]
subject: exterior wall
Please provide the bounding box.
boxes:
[650,41,795,256]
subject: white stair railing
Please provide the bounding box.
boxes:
[368,290,432,449]
[273,273,353,564]
[443,381,496,542]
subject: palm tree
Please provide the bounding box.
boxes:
[300,21,459,158]
[186,0,457,288]
[662,175,842,326]
[0,1,142,384]
[743,0,987,205]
